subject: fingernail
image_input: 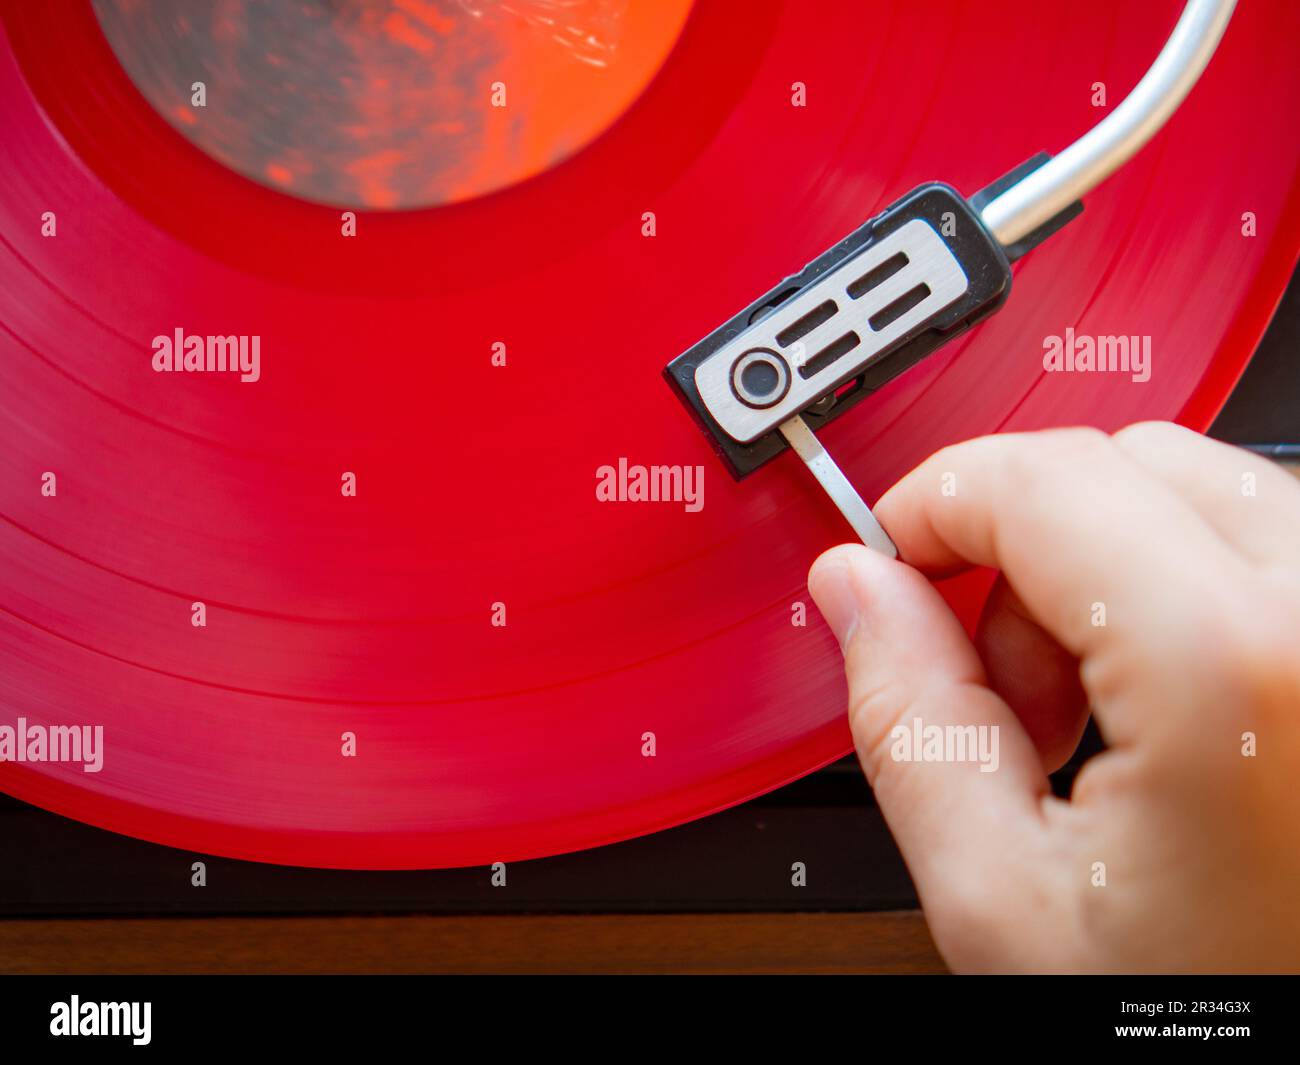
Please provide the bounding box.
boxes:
[808,555,860,653]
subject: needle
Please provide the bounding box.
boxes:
[778,415,897,558]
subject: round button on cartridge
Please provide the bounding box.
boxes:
[731,348,791,408]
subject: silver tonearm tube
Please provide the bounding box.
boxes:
[980,0,1237,247]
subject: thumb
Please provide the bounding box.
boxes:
[808,544,1051,904]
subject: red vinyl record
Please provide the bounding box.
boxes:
[1,0,1298,869]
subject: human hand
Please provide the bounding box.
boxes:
[808,422,1300,972]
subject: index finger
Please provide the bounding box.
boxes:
[874,428,1249,665]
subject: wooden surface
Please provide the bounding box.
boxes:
[0,911,945,974]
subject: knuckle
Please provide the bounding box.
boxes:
[1111,419,1185,452]
[1181,585,1300,721]
[1214,601,1300,709]
[845,677,914,782]
[1042,425,1112,458]
[1002,427,1110,493]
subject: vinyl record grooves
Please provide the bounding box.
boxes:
[0,0,1297,869]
